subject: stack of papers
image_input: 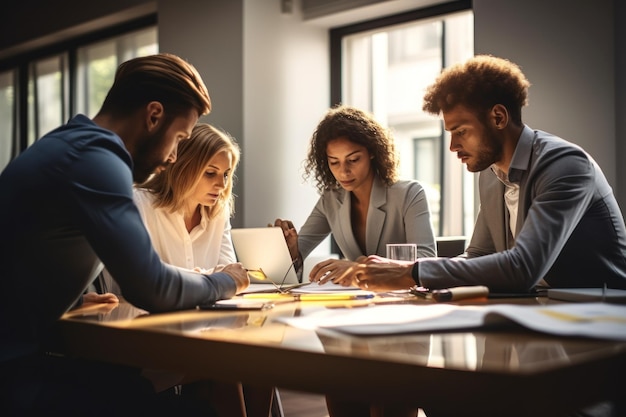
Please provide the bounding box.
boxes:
[275,302,626,341]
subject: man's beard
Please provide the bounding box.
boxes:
[133,162,167,184]
[466,126,503,172]
[132,125,172,184]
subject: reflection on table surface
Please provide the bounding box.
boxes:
[58,295,626,416]
[61,295,626,375]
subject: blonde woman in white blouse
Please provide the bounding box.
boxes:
[105,123,273,417]
[103,123,238,292]
[134,123,238,272]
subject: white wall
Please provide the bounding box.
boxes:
[242,0,328,231]
[158,0,333,253]
[157,0,246,221]
[473,0,616,186]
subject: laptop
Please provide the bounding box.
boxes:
[230,227,300,286]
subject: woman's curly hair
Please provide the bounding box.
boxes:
[303,105,399,193]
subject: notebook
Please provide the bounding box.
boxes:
[230,227,299,285]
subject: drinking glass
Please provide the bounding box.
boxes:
[386,243,417,262]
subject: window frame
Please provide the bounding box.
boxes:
[0,14,156,158]
[329,0,473,239]
[329,0,471,106]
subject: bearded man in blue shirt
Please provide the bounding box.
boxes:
[0,53,249,416]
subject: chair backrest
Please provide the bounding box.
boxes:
[436,236,467,258]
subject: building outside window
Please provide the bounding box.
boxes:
[334,7,476,238]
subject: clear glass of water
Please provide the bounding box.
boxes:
[386,243,417,262]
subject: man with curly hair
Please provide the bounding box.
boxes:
[335,55,626,295]
[324,53,626,417]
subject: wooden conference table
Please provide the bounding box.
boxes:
[56,292,625,417]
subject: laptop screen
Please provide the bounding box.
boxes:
[230,227,300,285]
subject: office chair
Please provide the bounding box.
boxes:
[436,236,467,258]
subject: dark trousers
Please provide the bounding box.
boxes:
[0,352,216,417]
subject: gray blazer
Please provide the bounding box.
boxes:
[298,176,436,261]
[418,125,626,292]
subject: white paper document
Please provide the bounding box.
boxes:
[275,302,626,341]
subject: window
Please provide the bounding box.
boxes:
[76,27,158,117]
[0,17,157,172]
[331,1,476,237]
[0,69,15,169]
[28,54,70,145]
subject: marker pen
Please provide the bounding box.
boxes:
[431,285,489,302]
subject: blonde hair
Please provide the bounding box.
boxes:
[139,124,240,219]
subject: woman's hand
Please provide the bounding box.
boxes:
[309,259,359,286]
[272,218,301,263]
[310,255,416,291]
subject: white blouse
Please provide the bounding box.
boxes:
[133,188,236,271]
[101,189,236,296]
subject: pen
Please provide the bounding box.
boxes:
[409,286,430,298]
[242,293,375,301]
[431,285,489,302]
